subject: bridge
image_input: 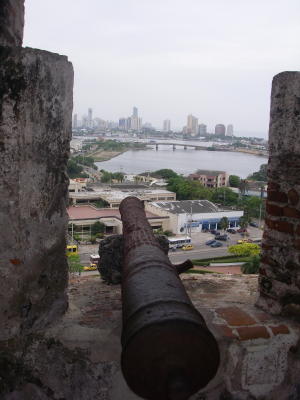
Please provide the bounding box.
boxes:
[146,142,208,151]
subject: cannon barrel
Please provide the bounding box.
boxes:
[120,197,220,400]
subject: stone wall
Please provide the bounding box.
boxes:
[0,3,73,341]
[257,72,300,317]
[0,0,24,47]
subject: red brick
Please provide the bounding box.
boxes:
[214,324,237,339]
[237,326,270,341]
[216,307,256,326]
[266,203,283,217]
[296,225,300,236]
[294,239,300,250]
[270,325,290,335]
[268,182,280,191]
[254,311,273,323]
[288,189,299,206]
[265,219,294,234]
[265,218,276,229]
[268,191,288,203]
[283,207,300,219]
[10,258,21,265]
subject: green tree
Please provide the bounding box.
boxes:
[112,172,124,182]
[91,221,105,235]
[100,171,112,183]
[228,243,260,257]
[68,254,83,275]
[152,169,178,180]
[247,164,267,181]
[239,216,249,229]
[211,187,238,206]
[229,175,241,188]
[241,255,261,274]
[67,159,83,178]
[219,217,229,232]
[239,179,249,196]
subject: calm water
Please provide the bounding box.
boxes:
[96,146,267,178]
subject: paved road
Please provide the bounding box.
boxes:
[78,227,262,266]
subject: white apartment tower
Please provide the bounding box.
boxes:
[87,108,93,128]
[73,113,77,129]
[187,114,198,136]
[226,124,234,136]
[163,119,171,132]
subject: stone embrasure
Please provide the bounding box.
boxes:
[257,72,300,318]
[0,46,73,340]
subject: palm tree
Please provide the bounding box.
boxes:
[239,179,249,197]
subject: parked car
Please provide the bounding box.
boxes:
[206,239,217,246]
[216,234,228,241]
[227,228,236,234]
[249,222,259,228]
[237,228,247,233]
[210,229,220,235]
[182,244,194,251]
[202,228,210,233]
[210,241,223,248]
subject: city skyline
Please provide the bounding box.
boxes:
[73,106,236,136]
[24,0,300,138]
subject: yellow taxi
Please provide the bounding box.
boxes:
[237,238,252,244]
[83,265,98,271]
[182,244,194,251]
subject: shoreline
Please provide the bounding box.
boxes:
[91,146,268,163]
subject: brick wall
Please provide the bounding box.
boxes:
[257,72,300,318]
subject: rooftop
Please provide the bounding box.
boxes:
[195,169,226,176]
[150,199,221,214]
[67,205,162,220]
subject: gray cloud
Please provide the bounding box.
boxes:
[24,0,300,136]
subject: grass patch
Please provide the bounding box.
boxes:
[192,256,251,266]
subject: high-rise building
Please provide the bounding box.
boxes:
[88,108,93,128]
[133,106,138,118]
[73,113,77,129]
[187,114,198,136]
[82,115,88,128]
[119,118,126,130]
[131,116,139,131]
[198,123,207,136]
[215,124,226,136]
[226,124,234,136]
[126,117,131,130]
[138,118,142,131]
[163,119,171,132]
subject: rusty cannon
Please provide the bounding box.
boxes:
[119,197,220,400]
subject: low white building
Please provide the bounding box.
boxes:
[69,187,176,207]
[145,200,243,234]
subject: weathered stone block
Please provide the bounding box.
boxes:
[0,46,73,340]
[0,0,24,47]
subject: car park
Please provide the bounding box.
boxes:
[237,228,247,233]
[182,244,194,251]
[210,241,223,248]
[206,239,217,246]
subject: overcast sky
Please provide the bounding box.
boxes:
[23,0,300,136]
